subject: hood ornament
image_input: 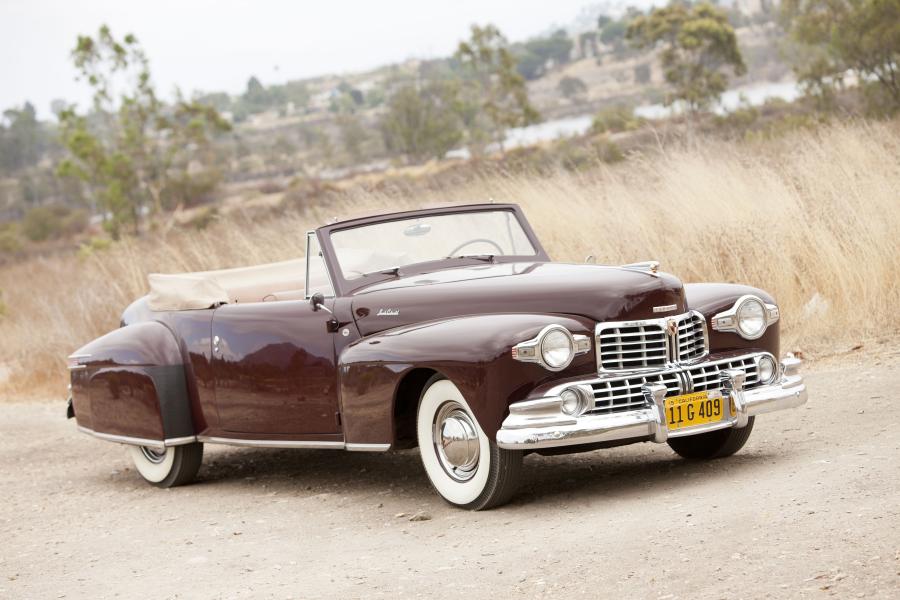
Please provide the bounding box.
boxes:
[666,318,678,336]
[620,260,660,275]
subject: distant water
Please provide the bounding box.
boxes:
[452,80,803,156]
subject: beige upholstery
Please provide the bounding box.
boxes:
[147,259,307,311]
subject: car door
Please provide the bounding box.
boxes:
[210,298,340,435]
[211,232,340,435]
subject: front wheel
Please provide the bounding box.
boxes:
[129,442,204,488]
[416,376,523,510]
[667,417,755,460]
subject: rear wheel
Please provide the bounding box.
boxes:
[129,442,203,488]
[667,417,755,459]
[416,376,523,510]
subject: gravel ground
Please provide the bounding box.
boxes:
[2,345,899,599]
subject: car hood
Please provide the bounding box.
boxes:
[350,262,686,336]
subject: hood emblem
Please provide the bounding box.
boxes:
[653,304,677,314]
[377,308,400,317]
[666,319,678,336]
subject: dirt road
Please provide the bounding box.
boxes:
[2,346,899,599]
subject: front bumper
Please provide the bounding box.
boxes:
[496,357,807,450]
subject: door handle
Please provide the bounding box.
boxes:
[213,335,221,354]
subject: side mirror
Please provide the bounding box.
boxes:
[310,292,339,332]
[310,292,327,311]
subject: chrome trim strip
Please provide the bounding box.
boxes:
[76,427,383,451]
[67,353,92,360]
[304,230,337,301]
[196,436,345,450]
[164,436,199,446]
[76,426,168,450]
[345,443,391,452]
[67,364,87,371]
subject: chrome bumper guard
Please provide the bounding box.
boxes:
[496,357,807,450]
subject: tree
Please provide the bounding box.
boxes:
[515,30,575,80]
[627,3,747,112]
[379,83,464,163]
[56,26,230,237]
[558,76,588,102]
[781,0,900,109]
[336,113,368,162]
[0,102,50,174]
[454,24,540,153]
[634,62,652,84]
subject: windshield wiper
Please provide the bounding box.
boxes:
[448,254,495,263]
[379,266,402,276]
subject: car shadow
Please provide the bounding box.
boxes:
[187,442,787,509]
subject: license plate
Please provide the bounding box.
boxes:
[665,391,724,430]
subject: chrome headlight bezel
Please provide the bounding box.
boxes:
[755,354,779,384]
[512,324,591,372]
[711,295,779,340]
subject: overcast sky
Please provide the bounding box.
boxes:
[0,0,660,118]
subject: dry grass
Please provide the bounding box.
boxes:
[1,120,898,398]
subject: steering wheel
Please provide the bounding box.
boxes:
[448,238,505,257]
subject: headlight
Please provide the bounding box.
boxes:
[712,295,779,340]
[541,328,574,370]
[757,355,777,384]
[511,325,590,371]
[737,297,766,339]
[560,388,585,416]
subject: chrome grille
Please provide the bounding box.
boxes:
[588,372,681,415]
[585,354,767,416]
[596,324,668,370]
[675,312,707,362]
[596,310,708,372]
[687,356,760,392]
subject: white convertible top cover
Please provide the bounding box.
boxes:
[147,258,307,311]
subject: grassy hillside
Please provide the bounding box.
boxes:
[1,120,898,397]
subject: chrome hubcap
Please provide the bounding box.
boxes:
[139,446,167,464]
[433,402,480,482]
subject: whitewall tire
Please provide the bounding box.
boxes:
[129,442,203,488]
[416,376,523,510]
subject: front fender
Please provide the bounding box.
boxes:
[685,283,780,357]
[337,313,597,446]
[69,321,195,445]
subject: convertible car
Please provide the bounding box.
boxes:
[67,203,807,509]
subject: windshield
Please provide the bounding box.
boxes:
[329,209,537,280]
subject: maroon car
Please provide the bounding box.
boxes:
[67,203,807,509]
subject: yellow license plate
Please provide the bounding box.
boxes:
[665,391,724,430]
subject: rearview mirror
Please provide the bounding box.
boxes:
[403,222,431,237]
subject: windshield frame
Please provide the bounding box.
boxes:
[316,203,550,296]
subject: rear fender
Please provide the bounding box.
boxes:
[69,321,195,446]
[337,313,597,447]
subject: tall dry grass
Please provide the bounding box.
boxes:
[1,120,898,398]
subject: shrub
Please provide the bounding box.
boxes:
[77,236,113,259]
[22,206,62,242]
[0,224,22,255]
[20,204,88,242]
[591,106,643,134]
